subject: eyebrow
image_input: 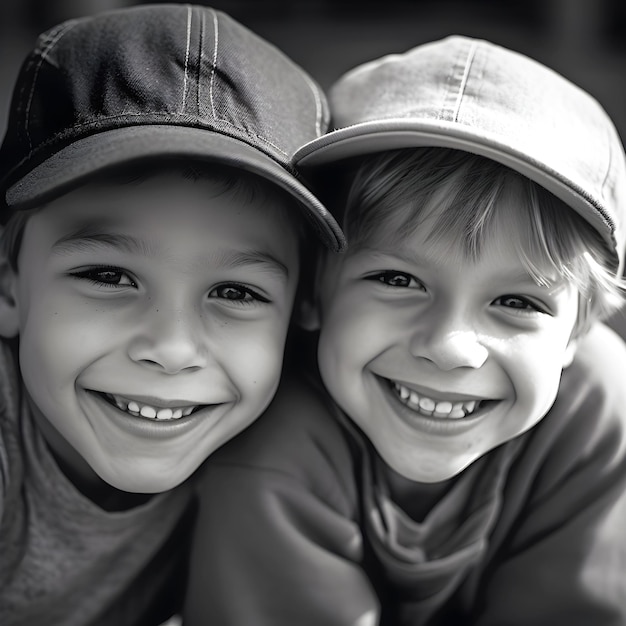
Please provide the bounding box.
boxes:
[52,225,290,279]
[209,248,291,279]
[52,227,155,257]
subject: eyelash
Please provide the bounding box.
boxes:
[208,283,270,304]
[493,295,546,314]
[365,270,424,289]
[71,266,137,289]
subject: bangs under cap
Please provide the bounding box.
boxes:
[0,3,345,251]
[293,35,626,269]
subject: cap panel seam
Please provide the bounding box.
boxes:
[452,41,478,123]
[24,21,78,153]
[600,122,617,231]
[601,123,614,198]
[301,71,323,138]
[180,5,193,113]
[208,9,287,158]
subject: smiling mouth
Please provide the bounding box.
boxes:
[99,393,205,421]
[389,380,490,419]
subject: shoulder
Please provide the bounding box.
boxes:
[206,372,357,496]
[522,321,626,491]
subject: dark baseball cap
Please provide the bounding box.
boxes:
[294,36,626,270]
[0,3,345,251]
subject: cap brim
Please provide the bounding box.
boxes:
[294,119,617,261]
[7,125,345,251]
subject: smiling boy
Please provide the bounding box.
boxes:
[314,162,581,484]
[0,4,342,624]
[185,37,626,625]
[6,169,302,496]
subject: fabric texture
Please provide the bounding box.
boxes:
[0,4,344,251]
[0,341,195,626]
[185,322,626,625]
[293,35,626,273]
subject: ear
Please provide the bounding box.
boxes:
[561,336,578,369]
[0,257,19,338]
[294,295,320,331]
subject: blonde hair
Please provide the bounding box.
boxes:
[337,147,625,331]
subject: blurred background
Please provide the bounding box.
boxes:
[2,0,626,335]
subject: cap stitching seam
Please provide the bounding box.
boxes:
[197,9,205,114]
[207,9,287,158]
[24,21,78,153]
[601,123,613,202]
[180,5,192,113]
[209,9,218,120]
[452,41,478,122]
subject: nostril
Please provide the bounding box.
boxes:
[138,359,161,368]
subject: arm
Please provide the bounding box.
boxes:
[183,379,380,626]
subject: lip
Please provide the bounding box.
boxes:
[83,389,227,440]
[376,376,496,435]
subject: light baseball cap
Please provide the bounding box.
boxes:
[0,3,345,251]
[294,35,626,270]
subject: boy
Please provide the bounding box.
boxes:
[0,4,344,625]
[184,37,626,624]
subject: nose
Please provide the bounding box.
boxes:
[410,313,488,371]
[128,305,208,374]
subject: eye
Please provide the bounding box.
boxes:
[365,271,424,289]
[209,283,270,304]
[493,294,545,314]
[71,267,137,288]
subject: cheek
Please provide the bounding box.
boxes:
[221,321,289,400]
[317,302,387,412]
[18,285,124,399]
[319,298,391,367]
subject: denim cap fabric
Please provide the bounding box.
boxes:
[294,35,626,271]
[0,3,345,251]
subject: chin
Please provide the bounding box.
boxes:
[384,451,477,484]
[98,464,194,495]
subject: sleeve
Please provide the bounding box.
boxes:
[182,380,381,626]
[470,322,626,625]
[0,341,21,525]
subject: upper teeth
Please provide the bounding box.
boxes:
[393,382,481,419]
[107,394,197,420]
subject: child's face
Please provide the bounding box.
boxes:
[315,197,580,483]
[2,174,300,493]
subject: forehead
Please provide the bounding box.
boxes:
[21,174,301,268]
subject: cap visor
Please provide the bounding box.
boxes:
[8,125,345,251]
[294,119,616,261]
